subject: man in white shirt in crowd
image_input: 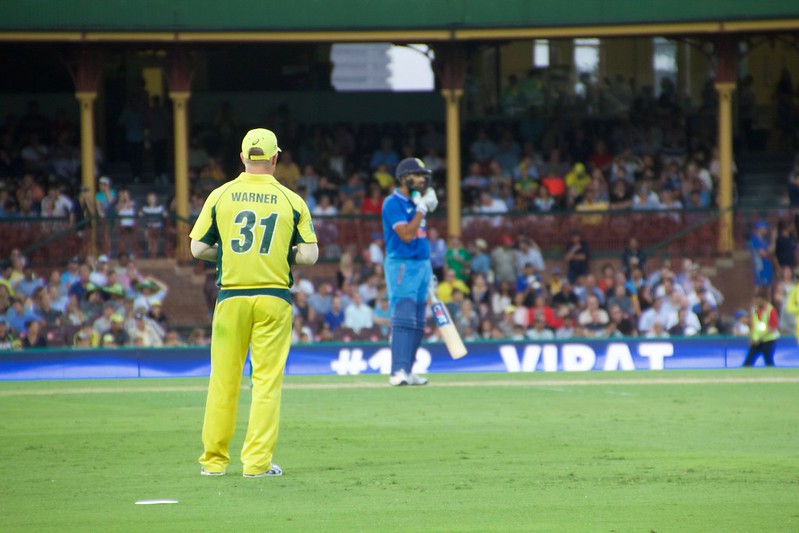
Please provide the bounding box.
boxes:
[343,291,373,333]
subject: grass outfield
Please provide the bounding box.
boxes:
[3,370,799,532]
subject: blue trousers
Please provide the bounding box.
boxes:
[384,257,432,374]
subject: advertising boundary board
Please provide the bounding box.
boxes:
[1,337,798,381]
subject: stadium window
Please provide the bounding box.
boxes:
[653,37,678,96]
[533,40,550,68]
[330,43,435,92]
[573,38,600,95]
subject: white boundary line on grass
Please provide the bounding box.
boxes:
[0,375,797,396]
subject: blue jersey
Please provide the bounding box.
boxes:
[382,190,430,260]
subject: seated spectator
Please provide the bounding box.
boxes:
[515,236,545,274]
[638,295,670,336]
[632,183,661,210]
[16,265,44,299]
[98,331,118,348]
[474,190,508,220]
[608,179,633,210]
[469,273,491,312]
[437,268,470,304]
[575,274,605,306]
[187,327,209,346]
[132,277,168,312]
[312,194,338,217]
[324,296,346,331]
[667,307,700,336]
[588,139,613,175]
[731,309,750,336]
[456,300,480,337]
[470,128,497,165]
[92,303,116,336]
[533,185,555,212]
[555,314,577,339]
[5,296,40,336]
[645,320,670,339]
[469,239,492,281]
[605,304,637,337]
[551,279,579,311]
[428,227,447,281]
[697,301,723,335]
[41,183,74,219]
[491,281,514,316]
[606,283,634,316]
[565,162,592,199]
[491,235,517,284]
[127,311,164,347]
[0,318,19,349]
[515,263,541,300]
[163,329,185,347]
[575,186,608,224]
[360,182,383,215]
[274,150,301,189]
[463,162,490,201]
[578,295,609,329]
[540,166,566,206]
[445,236,471,283]
[106,314,130,346]
[369,136,399,174]
[309,282,334,316]
[343,292,373,333]
[529,294,562,330]
[146,300,168,330]
[72,326,96,348]
[495,306,517,338]
[373,296,391,337]
[21,319,47,349]
[509,293,530,328]
[526,313,554,340]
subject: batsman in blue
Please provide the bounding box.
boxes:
[381,158,438,386]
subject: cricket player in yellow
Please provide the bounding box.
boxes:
[190,128,318,478]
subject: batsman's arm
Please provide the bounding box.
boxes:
[394,211,425,243]
[190,239,218,262]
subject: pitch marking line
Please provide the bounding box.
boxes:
[0,376,797,396]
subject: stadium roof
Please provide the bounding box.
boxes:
[1,0,798,41]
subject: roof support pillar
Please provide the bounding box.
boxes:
[168,47,193,262]
[435,43,467,239]
[714,36,737,255]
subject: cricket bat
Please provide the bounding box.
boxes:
[428,283,468,359]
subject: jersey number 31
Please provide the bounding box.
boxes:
[231,210,278,255]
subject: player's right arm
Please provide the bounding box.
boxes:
[393,211,425,243]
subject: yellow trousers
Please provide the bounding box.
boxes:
[199,293,292,476]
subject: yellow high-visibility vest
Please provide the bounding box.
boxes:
[751,303,779,343]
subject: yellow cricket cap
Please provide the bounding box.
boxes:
[241,128,281,161]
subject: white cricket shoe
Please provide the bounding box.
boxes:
[389,369,409,386]
[243,464,283,478]
[200,466,225,476]
[407,373,429,386]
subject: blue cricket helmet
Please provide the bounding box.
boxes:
[395,157,432,182]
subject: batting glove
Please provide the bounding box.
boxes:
[421,187,438,213]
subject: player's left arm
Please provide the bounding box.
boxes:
[291,196,319,265]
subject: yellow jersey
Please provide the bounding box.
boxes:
[190,172,317,290]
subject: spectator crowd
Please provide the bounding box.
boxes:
[0,248,212,350]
